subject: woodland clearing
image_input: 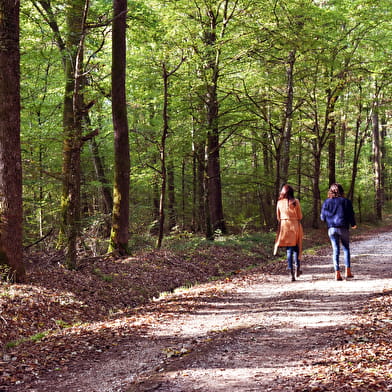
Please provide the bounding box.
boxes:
[1,225,392,391]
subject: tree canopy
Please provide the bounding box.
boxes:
[8,0,392,267]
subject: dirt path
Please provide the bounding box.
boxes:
[15,231,392,392]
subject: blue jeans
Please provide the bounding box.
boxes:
[328,227,350,271]
[286,246,299,270]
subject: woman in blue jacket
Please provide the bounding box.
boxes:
[320,183,357,281]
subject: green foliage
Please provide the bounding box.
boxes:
[18,0,392,248]
[162,231,274,258]
[92,268,114,283]
[5,331,49,349]
[0,265,11,282]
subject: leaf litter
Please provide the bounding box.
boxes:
[0,226,392,392]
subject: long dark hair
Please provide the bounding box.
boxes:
[328,183,344,199]
[278,184,296,206]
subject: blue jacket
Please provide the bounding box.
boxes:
[320,197,356,229]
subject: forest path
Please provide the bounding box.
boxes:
[20,231,392,391]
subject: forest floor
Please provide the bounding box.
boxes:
[1,225,392,392]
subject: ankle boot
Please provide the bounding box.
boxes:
[345,267,354,278]
[295,263,302,278]
[335,270,343,281]
[290,268,296,281]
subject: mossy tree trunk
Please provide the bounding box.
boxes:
[108,0,130,255]
[33,0,91,269]
[60,0,89,269]
[0,0,25,282]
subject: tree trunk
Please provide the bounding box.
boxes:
[347,92,370,201]
[0,0,25,282]
[328,120,336,186]
[108,0,130,255]
[207,125,226,234]
[33,0,85,267]
[156,63,170,249]
[167,159,176,230]
[347,118,366,202]
[181,158,186,229]
[204,146,214,240]
[297,135,303,201]
[89,138,113,215]
[380,115,387,203]
[202,5,228,237]
[204,58,226,235]
[278,49,296,188]
[372,84,383,220]
[325,90,339,187]
[60,0,88,269]
[192,140,205,232]
[311,140,322,229]
[252,129,274,229]
[156,58,183,247]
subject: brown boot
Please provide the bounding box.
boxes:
[335,271,343,281]
[290,268,296,282]
[345,267,354,279]
[295,261,302,278]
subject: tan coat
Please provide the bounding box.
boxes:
[274,199,303,258]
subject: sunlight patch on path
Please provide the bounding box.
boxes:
[135,232,392,391]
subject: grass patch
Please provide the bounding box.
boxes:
[6,331,49,349]
[92,268,114,282]
[162,231,275,257]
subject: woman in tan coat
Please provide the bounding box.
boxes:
[274,184,303,281]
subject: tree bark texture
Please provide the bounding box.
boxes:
[0,0,25,281]
[109,0,130,255]
[60,0,88,269]
[156,62,169,249]
[204,10,226,236]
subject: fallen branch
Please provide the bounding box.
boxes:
[24,228,54,250]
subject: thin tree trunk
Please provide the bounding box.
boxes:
[167,159,176,230]
[89,138,113,214]
[372,84,383,220]
[109,0,130,254]
[311,140,322,229]
[380,115,387,203]
[347,117,365,202]
[204,145,213,240]
[181,158,186,229]
[325,79,345,186]
[193,142,205,232]
[262,139,275,227]
[297,135,302,201]
[156,58,183,247]
[328,120,336,186]
[347,93,370,201]
[278,49,296,187]
[156,62,170,249]
[0,0,25,282]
